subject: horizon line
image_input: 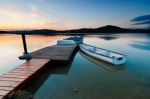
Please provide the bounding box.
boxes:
[0,25,146,31]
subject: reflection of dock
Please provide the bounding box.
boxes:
[79,51,125,72]
[0,44,78,99]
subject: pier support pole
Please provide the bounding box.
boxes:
[19,34,31,60]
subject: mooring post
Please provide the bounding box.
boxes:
[22,34,28,54]
[19,33,31,60]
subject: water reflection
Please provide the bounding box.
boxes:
[0,35,67,75]
[25,52,150,99]
[129,41,150,51]
[129,34,150,51]
[23,61,72,96]
[17,34,150,99]
[85,35,118,41]
[1,34,150,99]
[84,34,150,78]
[99,35,118,41]
[130,41,150,51]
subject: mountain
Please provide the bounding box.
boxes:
[4,25,150,34]
[59,25,125,33]
[62,25,150,33]
[8,29,58,34]
[0,31,8,33]
[95,25,128,33]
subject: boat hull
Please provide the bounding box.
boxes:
[79,44,126,65]
[57,40,76,45]
[79,51,125,71]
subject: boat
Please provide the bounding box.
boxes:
[57,40,76,45]
[57,36,83,45]
[79,43,126,65]
[79,51,125,71]
[63,36,83,44]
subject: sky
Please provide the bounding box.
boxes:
[0,0,150,30]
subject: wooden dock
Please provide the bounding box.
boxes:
[0,44,78,99]
[30,44,78,64]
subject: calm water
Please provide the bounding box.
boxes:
[1,34,150,99]
[24,33,150,99]
[0,34,67,75]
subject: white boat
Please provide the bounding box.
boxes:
[79,43,126,65]
[79,51,124,71]
[57,40,76,45]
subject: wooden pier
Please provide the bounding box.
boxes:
[0,44,78,99]
[30,44,78,64]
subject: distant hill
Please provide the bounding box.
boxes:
[8,29,58,34]
[0,31,8,33]
[3,25,150,34]
[64,25,150,33]
[96,25,127,32]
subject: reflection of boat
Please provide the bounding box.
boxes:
[79,51,124,71]
[79,43,126,65]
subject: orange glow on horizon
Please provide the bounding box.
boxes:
[0,23,69,31]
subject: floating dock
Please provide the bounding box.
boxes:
[0,44,78,99]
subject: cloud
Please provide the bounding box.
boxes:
[131,15,150,25]
[0,5,25,18]
[133,20,150,25]
[0,3,67,30]
[30,4,40,18]
[0,4,42,18]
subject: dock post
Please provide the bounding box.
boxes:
[19,34,31,60]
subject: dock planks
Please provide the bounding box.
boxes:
[30,45,78,62]
[0,59,49,99]
[0,44,78,99]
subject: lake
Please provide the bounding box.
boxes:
[0,34,150,99]
[0,34,67,75]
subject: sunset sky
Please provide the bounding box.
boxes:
[0,0,150,30]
